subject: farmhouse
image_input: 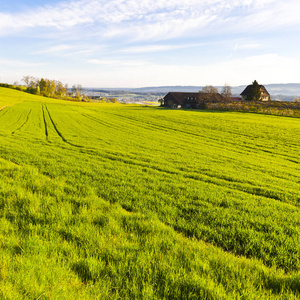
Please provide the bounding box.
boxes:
[240,84,270,101]
[163,92,224,108]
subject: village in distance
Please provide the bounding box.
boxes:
[85,83,300,105]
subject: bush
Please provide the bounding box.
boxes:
[205,101,300,117]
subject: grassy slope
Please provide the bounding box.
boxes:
[0,87,300,299]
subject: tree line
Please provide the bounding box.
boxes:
[20,76,89,101]
[0,77,123,104]
[200,83,232,101]
[199,80,273,103]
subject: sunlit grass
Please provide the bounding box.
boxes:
[0,87,299,299]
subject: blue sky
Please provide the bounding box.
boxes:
[0,0,300,88]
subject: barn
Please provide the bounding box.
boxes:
[163,92,224,108]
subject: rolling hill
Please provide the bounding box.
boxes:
[0,87,299,299]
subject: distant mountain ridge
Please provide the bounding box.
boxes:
[89,83,300,101]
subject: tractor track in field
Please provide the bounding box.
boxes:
[0,107,11,119]
[42,104,49,139]
[81,112,131,133]
[12,110,32,134]
[79,112,140,137]
[44,104,67,142]
[109,112,299,167]
[43,104,83,148]
[97,150,299,206]
[81,113,113,128]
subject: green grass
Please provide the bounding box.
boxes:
[0,87,300,299]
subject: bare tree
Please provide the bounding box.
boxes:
[22,75,32,87]
[198,85,220,108]
[201,85,218,94]
[221,83,232,102]
[22,75,38,88]
[72,84,84,100]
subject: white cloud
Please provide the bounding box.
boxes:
[87,58,149,67]
[238,43,261,49]
[0,0,299,41]
[33,44,76,54]
[1,0,300,87]
[0,60,44,67]
[119,45,177,54]
[87,59,119,65]
[118,43,206,53]
[82,53,297,87]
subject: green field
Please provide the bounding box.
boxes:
[0,87,300,299]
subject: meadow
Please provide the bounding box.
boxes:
[0,87,299,299]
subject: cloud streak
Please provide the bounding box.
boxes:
[118,43,207,54]
[1,0,300,87]
[1,0,300,41]
[0,59,44,67]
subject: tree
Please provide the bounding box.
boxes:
[201,85,218,94]
[221,83,232,102]
[20,75,82,100]
[158,98,164,106]
[22,76,38,88]
[64,83,69,96]
[39,78,47,95]
[247,80,261,101]
[49,80,56,97]
[198,85,219,108]
[55,81,67,97]
[22,75,31,87]
[29,77,38,88]
[72,84,84,99]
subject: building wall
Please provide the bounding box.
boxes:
[164,94,180,108]
[260,87,270,101]
[261,95,270,101]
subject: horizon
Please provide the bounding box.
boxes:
[84,82,300,89]
[1,0,300,88]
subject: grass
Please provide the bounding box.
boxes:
[0,87,299,299]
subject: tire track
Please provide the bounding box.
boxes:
[81,112,127,131]
[12,110,32,134]
[43,104,83,148]
[44,104,66,142]
[95,150,299,206]
[42,104,49,140]
[109,112,299,164]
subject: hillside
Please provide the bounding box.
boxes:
[0,87,300,299]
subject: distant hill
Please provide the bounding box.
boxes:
[88,83,300,101]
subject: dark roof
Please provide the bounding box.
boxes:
[198,92,224,102]
[164,92,199,105]
[164,92,224,105]
[241,85,270,96]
